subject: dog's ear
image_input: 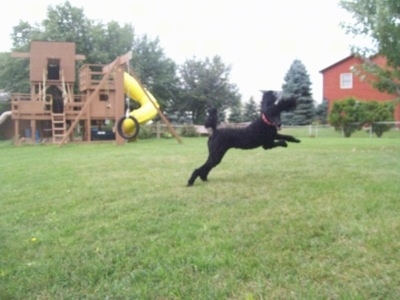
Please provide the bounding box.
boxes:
[261,90,277,113]
[277,97,297,112]
[207,107,217,115]
[261,91,276,105]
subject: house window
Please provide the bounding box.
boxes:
[340,73,353,89]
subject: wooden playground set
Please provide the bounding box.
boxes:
[9,41,179,145]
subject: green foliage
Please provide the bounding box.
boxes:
[175,56,241,124]
[329,97,361,137]
[329,97,394,137]
[242,97,259,122]
[0,1,176,105]
[10,21,43,52]
[282,59,315,125]
[0,52,30,92]
[315,99,329,124]
[228,101,243,123]
[43,2,91,48]
[359,100,394,137]
[131,35,179,109]
[340,0,400,95]
[0,1,136,92]
[0,0,244,121]
[179,124,198,137]
[41,1,134,64]
[137,125,154,139]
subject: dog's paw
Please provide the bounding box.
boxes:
[294,138,301,143]
[279,140,288,147]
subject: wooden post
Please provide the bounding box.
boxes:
[14,119,19,145]
[31,119,36,144]
[114,66,125,145]
[156,121,160,138]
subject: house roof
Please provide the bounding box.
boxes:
[319,54,356,73]
[320,52,383,74]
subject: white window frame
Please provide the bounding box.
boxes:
[340,73,353,89]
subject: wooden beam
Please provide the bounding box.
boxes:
[11,52,30,58]
[118,51,132,65]
[59,59,119,146]
[75,54,86,61]
[114,67,125,145]
[102,51,132,74]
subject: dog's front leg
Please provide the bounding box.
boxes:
[262,139,288,149]
[276,133,301,143]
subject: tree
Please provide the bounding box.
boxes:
[175,55,241,124]
[0,53,30,93]
[10,21,43,52]
[1,1,134,91]
[42,1,135,65]
[43,1,91,50]
[359,100,394,137]
[281,59,315,125]
[340,0,400,95]
[228,101,243,123]
[242,97,259,122]
[0,0,178,113]
[329,97,361,137]
[131,35,179,110]
[315,99,329,124]
[0,21,38,92]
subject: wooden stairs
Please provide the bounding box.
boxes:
[51,113,67,143]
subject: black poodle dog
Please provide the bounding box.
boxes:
[187,90,301,186]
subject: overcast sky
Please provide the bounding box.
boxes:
[0,0,365,103]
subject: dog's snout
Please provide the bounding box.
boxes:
[274,91,283,105]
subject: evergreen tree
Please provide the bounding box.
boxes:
[282,59,315,125]
[315,99,329,124]
[242,97,259,122]
[228,101,243,123]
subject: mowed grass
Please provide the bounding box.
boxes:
[1,135,400,299]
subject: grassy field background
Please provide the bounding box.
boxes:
[1,133,400,299]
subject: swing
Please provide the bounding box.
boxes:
[116,96,140,139]
[116,63,141,139]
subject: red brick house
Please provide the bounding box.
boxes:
[320,54,400,122]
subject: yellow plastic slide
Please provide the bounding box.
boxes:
[119,72,159,137]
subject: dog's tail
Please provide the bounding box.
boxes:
[204,107,218,132]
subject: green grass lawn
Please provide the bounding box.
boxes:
[1,136,400,299]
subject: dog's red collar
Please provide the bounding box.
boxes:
[262,114,274,126]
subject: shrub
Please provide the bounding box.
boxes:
[179,124,198,137]
[137,125,154,139]
[329,98,361,137]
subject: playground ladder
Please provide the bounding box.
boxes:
[51,113,67,144]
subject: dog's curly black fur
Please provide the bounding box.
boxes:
[187,90,301,186]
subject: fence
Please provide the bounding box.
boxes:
[144,121,400,139]
[280,122,400,139]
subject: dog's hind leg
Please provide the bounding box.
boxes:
[187,162,212,186]
[187,148,228,186]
